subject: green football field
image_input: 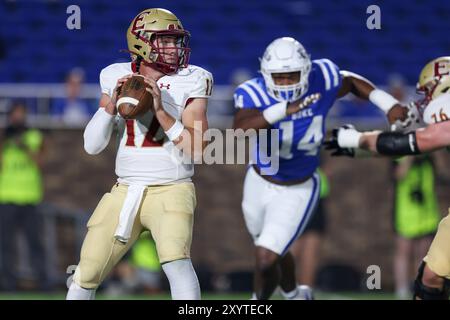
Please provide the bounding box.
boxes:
[0,291,400,300]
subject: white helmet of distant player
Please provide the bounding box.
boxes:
[260,37,312,102]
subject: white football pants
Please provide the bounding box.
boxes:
[242,166,320,255]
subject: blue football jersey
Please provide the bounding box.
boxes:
[233,59,342,182]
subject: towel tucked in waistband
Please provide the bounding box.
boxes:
[114,184,146,243]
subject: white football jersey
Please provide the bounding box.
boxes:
[99,62,213,185]
[423,93,450,125]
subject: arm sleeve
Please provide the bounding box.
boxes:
[83,108,115,155]
[376,131,420,155]
[99,67,116,97]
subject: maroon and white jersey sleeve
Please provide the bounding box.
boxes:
[99,62,133,97]
[423,93,450,125]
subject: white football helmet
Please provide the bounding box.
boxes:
[260,37,312,102]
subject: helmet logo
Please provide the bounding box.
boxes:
[167,24,181,30]
[159,83,171,89]
[434,61,450,77]
[298,49,307,59]
[131,12,149,34]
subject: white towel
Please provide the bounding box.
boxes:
[114,184,146,243]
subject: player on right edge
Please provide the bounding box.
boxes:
[325,57,450,300]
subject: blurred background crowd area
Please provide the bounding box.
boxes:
[1,0,450,299]
[2,0,450,128]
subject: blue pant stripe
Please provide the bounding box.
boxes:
[281,172,320,256]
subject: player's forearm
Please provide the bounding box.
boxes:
[358,132,382,153]
[359,131,422,156]
[415,122,450,152]
[233,113,271,131]
[156,109,206,161]
[104,100,117,115]
[175,127,207,161]
[83,108,115,155]
[340,71,400,115]
[339,71,376,100]
[154,109,176,132]
[335,126,381,155]
[359,123,450,155]
[233,102,290,131]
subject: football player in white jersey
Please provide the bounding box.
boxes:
[325,57,450,300]
[66,8,213,300]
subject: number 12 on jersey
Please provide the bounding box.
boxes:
[279,116,323,159]
[125,118,164,147]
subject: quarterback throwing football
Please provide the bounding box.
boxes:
[66,8,213,300]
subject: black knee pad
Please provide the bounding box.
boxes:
[413,262,450,300]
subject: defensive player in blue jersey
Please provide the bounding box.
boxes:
[233,37,408,300]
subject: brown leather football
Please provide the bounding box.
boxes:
[116,75,153,119]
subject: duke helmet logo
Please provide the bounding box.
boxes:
[298,49,307,59]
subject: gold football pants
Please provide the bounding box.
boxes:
[73,182,196,289]
[423,209,450,279]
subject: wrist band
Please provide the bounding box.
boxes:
[376,131,420,155]
[262,102,288,124]
[337,129,362,148]
[369,89,399,113]
[165,120,185,141]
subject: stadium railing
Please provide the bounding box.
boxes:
[0,83,400,130]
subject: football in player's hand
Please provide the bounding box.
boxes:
[116,75,153,119]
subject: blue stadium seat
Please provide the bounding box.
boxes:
[0,0,449,85]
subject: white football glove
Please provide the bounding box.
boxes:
[324,124,362,157]
[390,101,425,132]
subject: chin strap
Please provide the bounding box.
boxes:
[134,55,143,73]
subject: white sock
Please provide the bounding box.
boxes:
[66,282,96,300]
[281,287,299,300]
[162,259,201,300]
[250,292,257,300]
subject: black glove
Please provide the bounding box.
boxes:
[323,124,356,157]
